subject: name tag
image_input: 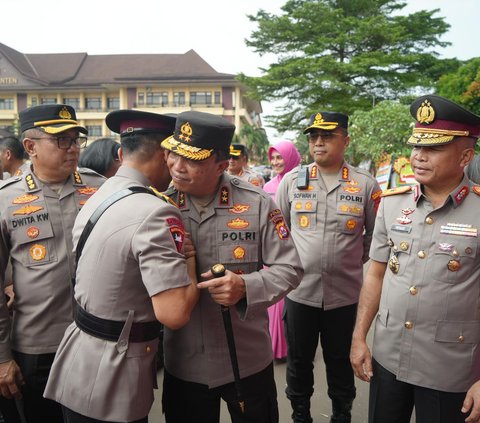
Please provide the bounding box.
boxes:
[391,224,412,233]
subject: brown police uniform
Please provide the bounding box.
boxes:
[277,162,380,310]
[163,172,302,386]
[371,179,480,392]
[160,110,303,422]
[44,165,190,422]
[0,165,104,358]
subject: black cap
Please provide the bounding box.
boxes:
[407,95,480,146]
[230,143,247,157]
[303,112,349,134]
[106,109,176,137]
[19,104,87,135]
[161,111,235,161]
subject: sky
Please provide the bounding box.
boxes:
[2,0,480,143]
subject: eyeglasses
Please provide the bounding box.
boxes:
[229,156,241,160]
[30,135,88,149]
[307,132,345,143]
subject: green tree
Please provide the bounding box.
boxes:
[240,0,456,132]
[347,100,413,167]
[235,124,270,164]
[436,58,480,115]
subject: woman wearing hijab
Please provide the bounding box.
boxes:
[264,140,302,361]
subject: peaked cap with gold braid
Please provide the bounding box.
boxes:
[407,95,480,146]
[303,111,348,134]
[161,111,235,161]
[19,104,87,135]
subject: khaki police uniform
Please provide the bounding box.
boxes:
[163,172,303,388]
[277,162,381,309]
[44,166,190,421]
[0,164,105,359]
[370,178,480,393]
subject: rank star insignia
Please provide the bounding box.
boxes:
[13,205,44,215]
[12,194,39,204]
[220,186,230,205]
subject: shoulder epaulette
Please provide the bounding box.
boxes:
[77,166,105,178]
[231,177,271,199]
[0,176,22,190]
[472,185,480,196]
[381,185,412,197]
[148,186,179,207]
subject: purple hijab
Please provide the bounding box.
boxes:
[264,140,301,200]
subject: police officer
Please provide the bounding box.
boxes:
[350,95,480,423]
[0,136,26,179]
[276,112,381,423]
[44,110,199,423]
[228,143,265,187]
[160,111,303,423]
[0,104,105,422]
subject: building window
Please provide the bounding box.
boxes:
[0,98,14,110]
[173,91,185,106]
[41,97,57,105]
[214,91,221,104]
[107,97,120,110]
[63,98,80,109]
[190,92,212,105]
[145,92,168,106]
[85,97,102,110]
[137,93,144,106]
[30,97,38,107]
[86,125,102,137]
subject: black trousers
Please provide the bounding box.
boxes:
[62,406,148,423]
[12,350,63,423]
[162,363,278,423]
[369,358,467,423]
[0,396,21,423]
[284,298,357,403]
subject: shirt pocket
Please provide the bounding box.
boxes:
[435,320,480,345]
[291,199,317,231]
[431,237,477,284]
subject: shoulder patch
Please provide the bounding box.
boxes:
[381,185,412,197]
[0,176,22,190]
[472,185,480,196]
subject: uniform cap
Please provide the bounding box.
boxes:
[106,109,175,137]
[230,143,247,157]
[303,112,348,134]
[19,104,87,135]
[407,95,480,145]
[161,111,235,161]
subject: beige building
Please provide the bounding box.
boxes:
[0,43,263,139]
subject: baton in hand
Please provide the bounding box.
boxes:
[211,264,245,413]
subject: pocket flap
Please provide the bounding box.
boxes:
[435,320,480,344]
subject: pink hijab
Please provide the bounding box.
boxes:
[264,140,301,200]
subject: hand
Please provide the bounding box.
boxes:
[4,284,15,311]
[198,269,246,306]
[182,232,196,259]
[0,360,24,399]
[350,337,373,382]
[463,380,480,422]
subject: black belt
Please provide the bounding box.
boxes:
[74,303,161,343]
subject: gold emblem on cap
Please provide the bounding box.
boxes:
[416,100,435,124]
[313,113,324,125]
[59,106,72,120]
[179,122,193,143]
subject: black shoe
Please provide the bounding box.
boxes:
[329,399,352,423]
[290,398,313,423]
